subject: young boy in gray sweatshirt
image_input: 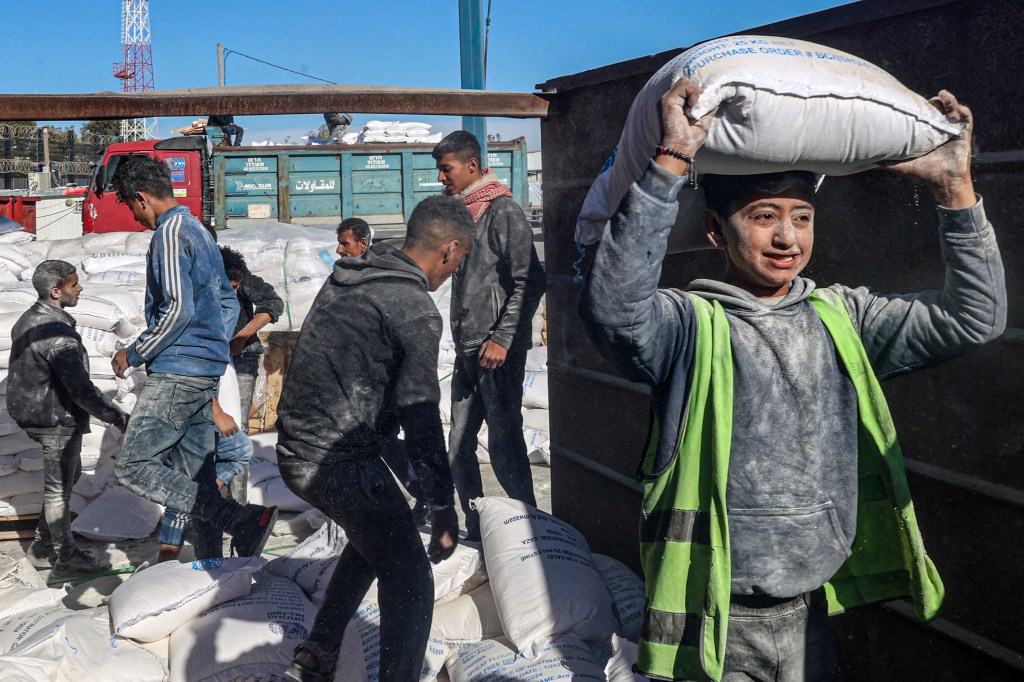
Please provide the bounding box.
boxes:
[578,80,1006,681]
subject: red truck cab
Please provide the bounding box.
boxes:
[83,136,211,233]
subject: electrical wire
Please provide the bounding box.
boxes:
[223,48,337,85]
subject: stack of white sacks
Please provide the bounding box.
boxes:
[0,496,645,682]
[0,230,148,527]
[342,120,444,145]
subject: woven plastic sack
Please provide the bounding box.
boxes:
[577,35,964,249]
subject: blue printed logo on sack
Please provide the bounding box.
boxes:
[192,558,223,571]
[600,147,617,174]
[270,622,309,640]
[318,248,336,267]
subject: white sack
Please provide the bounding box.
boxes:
[0,607,167,682]
[248,475,312,512]
[594,554,646,642]
[0,602,74,655]
[335,599,449,682]
[0,572,66,622]
[0,469,43,497]
[72,453,115,498]
[577,35,965,248]
[80,252,147,275]
[525,345,548,372]
[263,518,348,599]
[0,491,43,516]
[474,497,617,657]
[71,484,164,541]
[168,575,317,682]
[430,582,503,644]
[0,311,24,350]
[523,408,550,433]
[446,636,607,682]
[0,430,38,457]
[522,371,549,410]
[78,326,120,357]
[247,457,281,486]
[109,556,263,642]
[250,430,279,464]
[0,453,19,476]
[17,449,43,471]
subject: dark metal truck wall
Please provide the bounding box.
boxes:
[538,1,1024,678]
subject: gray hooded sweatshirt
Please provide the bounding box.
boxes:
[579,161,1006,597]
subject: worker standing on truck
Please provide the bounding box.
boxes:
[324,113,353,140]
[110,154,277,560]
[8,260,128,576]
[433,130,546,542]
[578,79,1005,681]
[275,195,472,682]
[207,114,244,147]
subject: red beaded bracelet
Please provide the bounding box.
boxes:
[655,145,698,188]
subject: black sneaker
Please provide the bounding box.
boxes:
[25,540,56,569]
[52,547,112,577]
[230,504,278,557]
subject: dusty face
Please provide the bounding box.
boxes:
[710,181,815,298]
[427,240,472,291]
[336,229,369,258]
[120,193,159,230]
[56,272,83,308]
[435,152,478,196]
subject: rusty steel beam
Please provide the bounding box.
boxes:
[0,84,552,121]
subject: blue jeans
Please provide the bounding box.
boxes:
[159,431,254,550]
[28,431,83,561]
[115,373,245,554]
[279,455,432,682]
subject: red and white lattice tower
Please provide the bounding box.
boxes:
[113,0,157,140]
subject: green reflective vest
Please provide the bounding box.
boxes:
[636,289,944,682]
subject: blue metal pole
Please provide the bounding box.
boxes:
[458,0,487,164]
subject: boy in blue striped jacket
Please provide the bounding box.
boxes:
[110,154,276,558]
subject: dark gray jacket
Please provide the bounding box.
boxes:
[276,242,454,508]
[579,161,1006,597]
[234,273,284,355]
[8,301,125,435]
[451,195,545,355]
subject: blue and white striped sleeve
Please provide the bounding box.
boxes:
[125,214,196,367]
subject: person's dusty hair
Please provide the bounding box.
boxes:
[431,130,481,165]
[111,154,173,202]
[32,260,76,299]
[404,195,474,251]
[337,217,371,243]
[220,246,250,282]
[703,171,817,215]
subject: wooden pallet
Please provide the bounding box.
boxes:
[0,514,39,540]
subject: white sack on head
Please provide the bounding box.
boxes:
[577,35,965,250]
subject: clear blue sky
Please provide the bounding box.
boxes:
[5,0,852,149]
